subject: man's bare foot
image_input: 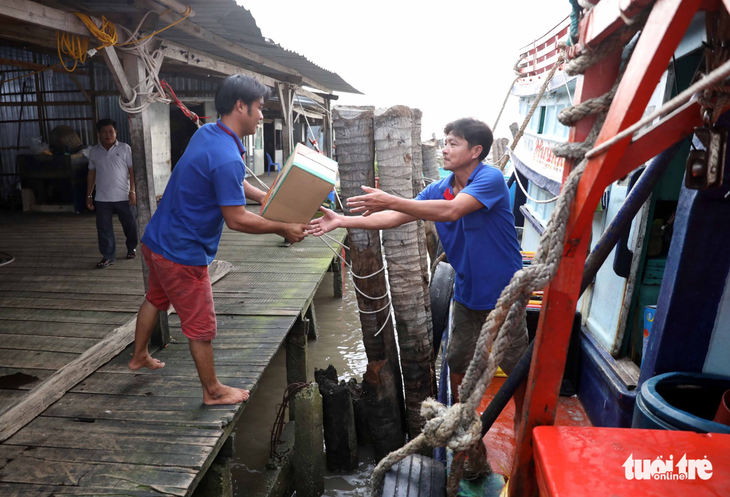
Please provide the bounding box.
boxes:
[203,384,250,405]
[128,354,166,370]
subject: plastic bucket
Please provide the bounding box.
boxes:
[632,372,730,433]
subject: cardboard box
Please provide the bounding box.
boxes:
[261,143,337,224]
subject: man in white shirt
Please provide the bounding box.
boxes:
[86,118,138,268]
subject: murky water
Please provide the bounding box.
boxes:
[232,270,374,496]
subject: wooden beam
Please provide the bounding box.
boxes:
[0,0,93,38]
[68,74,91,103]
[295,87,326,106]
[0,56,87,77]
[0,260,234,443]
[101,47,134,103]
[160,41,278,88]
[579,0,655,48]
[132,0,302,79]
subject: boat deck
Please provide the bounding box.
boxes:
[478,377,592,479]
[0,197,344,496]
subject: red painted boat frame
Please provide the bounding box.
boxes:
[508,1,725,495]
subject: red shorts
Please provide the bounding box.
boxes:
[141,244,217,341]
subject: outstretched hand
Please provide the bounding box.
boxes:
[306,207,341,237]
[347,185,392,216]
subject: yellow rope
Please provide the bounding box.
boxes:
[4,6,193,84]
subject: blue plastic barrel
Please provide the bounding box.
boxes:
[632,372,730,433]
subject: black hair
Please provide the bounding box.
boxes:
[215,74,271,116]
[96,118,117,133]
[443,118,493,161]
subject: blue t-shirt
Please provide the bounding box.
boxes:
[417,163,522,310]
[142,121,247,266]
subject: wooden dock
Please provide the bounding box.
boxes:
[0,207,345,496]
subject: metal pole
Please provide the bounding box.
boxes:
[480,139,685,436]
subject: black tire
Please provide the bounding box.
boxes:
[430,261,455,356]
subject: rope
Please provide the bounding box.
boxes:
[492,55,525,132]
[161,79,210,127]
[511,163,559,204]
[370,9,651,495]
[497,54,565,171]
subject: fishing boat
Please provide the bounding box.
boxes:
[385,1,730,495]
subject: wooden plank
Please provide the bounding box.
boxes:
[70,463,195,496]
[101,47,134,102]
[0,445,207,469]
[71,373,255,398]
[0,350,80,370]
[0,0,92,37]
[10,416,223,443]
[0,322,116,339]
[0,309,135,325]
[0,298,142,314]
[0,335,99,354]
[0,482,162,496]
[42,394,238,428]
[0,261,233,443]
[160,41,279,88]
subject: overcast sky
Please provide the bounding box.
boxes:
[238,0,568,140]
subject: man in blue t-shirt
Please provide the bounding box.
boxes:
[128,75,311,406]
[309,118,527,436]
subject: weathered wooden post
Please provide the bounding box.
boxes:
[411,109,433,346]
[374,105,435,438]
[422,140,441,262]
[332,105,406,426]
[363,359,405,461]
[293,383,324,497]
[118,50,170,347]
[285,316,309,420]
[314,365,358,471]
[422,141,440,182]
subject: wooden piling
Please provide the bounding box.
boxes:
[293,383,325,497]
[285,316,309,420]
[314,366,358,471]
[374,105,435,438]
[421,141,441,262]
[332,106,406,425]
[363,359,406,461]
[347,378,373,446]
[411,109,433,359]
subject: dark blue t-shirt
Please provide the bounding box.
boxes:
[142,121,247,266]
[417,163,522,310]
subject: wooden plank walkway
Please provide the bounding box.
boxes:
[0,205,345,496]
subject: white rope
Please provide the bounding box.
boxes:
[510,154,559,204]
[245,165,272,191]
[317,234,393,336]
[115,19,170,114]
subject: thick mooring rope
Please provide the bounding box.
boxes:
[370,9,651,497]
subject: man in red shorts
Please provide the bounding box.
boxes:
[128,75,310,405]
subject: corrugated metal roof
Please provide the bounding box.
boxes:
[73,0,360,94]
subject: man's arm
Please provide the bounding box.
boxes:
[86,169,96,211]
[220,205,308,243]
[348,186,483,222]
[128,167,137,207]
[243,179,266,204]
[307,207,416,237]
